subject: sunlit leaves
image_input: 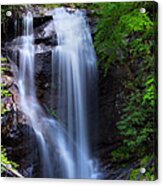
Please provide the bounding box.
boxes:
[94,2,157,180]
[1,146,19,173]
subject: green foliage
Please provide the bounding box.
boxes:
[0,58,10,75]
[1,146,19,173]
[1,58,19,174]
[49,108,57,118]
[143,77,156,107]
[1,84,11,97]
[40,3,99,9]
[94,2,157,180]
[1,58,12,115]
[130,156,155,181]
[94,2,155,73]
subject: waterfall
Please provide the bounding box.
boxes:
[49,8,98,178]
[15,8,98,179]
[18,11,74,178]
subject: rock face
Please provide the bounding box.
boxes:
[98,64,128,144]
[35,51,58,110]
[2,119,40,177]
[95,63,133,179]
[1,57,41,177]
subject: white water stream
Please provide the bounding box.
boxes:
[16,8,98,178]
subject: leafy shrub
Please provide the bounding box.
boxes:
[94,2,157,180]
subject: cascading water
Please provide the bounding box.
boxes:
[48,8,98,178]
[12,8,99,179]
[17,11,74,178]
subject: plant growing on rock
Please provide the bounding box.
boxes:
[94,2,157,180]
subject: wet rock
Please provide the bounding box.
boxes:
[87,16,98,35]
[2,121,40,177]
[1,57,41,177]
[33,16,53,28]
[95,62,134,179]
[2,75,14,87]
[35,37,55,45]
[34,21,57,46]
[34,51,58,109]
